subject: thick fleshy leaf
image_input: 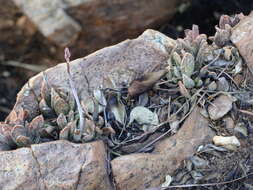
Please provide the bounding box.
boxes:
[59,125,70,140]
[56,113,67,130]
[181,52,195,77]
[15,135,32,147]
[128,106,159,132]
[51,88,70,115]
[182,74,195,89]
[28,115,44,134]
[39,98,54,117]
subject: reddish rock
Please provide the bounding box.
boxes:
[0,148,42,190]
[111,107,215,190]
[231,12,253,74]
[154,107,215,154]
[0,140,111,190]
[31,140,112,190]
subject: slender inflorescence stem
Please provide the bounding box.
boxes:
[64,47,85,134]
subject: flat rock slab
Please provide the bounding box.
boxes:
[0,140,112,190]
[0,148,41,190]
[111,107,215,190]
[231,11,253,75]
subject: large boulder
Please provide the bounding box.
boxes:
[6,29,176,121]
[13,0,185,56]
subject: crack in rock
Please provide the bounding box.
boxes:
[30,147,47,190]
[74,150,87,190]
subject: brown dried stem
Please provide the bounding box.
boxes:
[64,47,85,134]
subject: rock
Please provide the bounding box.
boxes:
[0,140,112,190]
[13,0,184,55]
[111,107,215,190]
[222,116,235,132]
[231,12,253,75]
[213,136,240,151]
[6,29,176,120]
[217,77,229,91]
[208,95,233,120]
[31,140,112,190]
[0,148,42,190]
[154,107,215,154]
[234,122,248,137]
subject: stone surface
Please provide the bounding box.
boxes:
[213,136,240,151]
[0,148,42,190]
[31,140,112,190]
[6,29,176,121]
[222,116,235,132]
[111,107,215,190]
[231,11,253,75]
[0,140,112,190]
[13,0,184,55]
[208,95,233,120]
[154,107,215,154]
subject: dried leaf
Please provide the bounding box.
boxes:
[128,69,168,97]
[101,126,116,136]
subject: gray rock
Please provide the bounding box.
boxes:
[0,148,42,190]
[208,95,233,120]
[111,107,215,190]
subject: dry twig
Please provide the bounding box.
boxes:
[64,47,85,135]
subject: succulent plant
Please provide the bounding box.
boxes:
[0,14,247,155]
